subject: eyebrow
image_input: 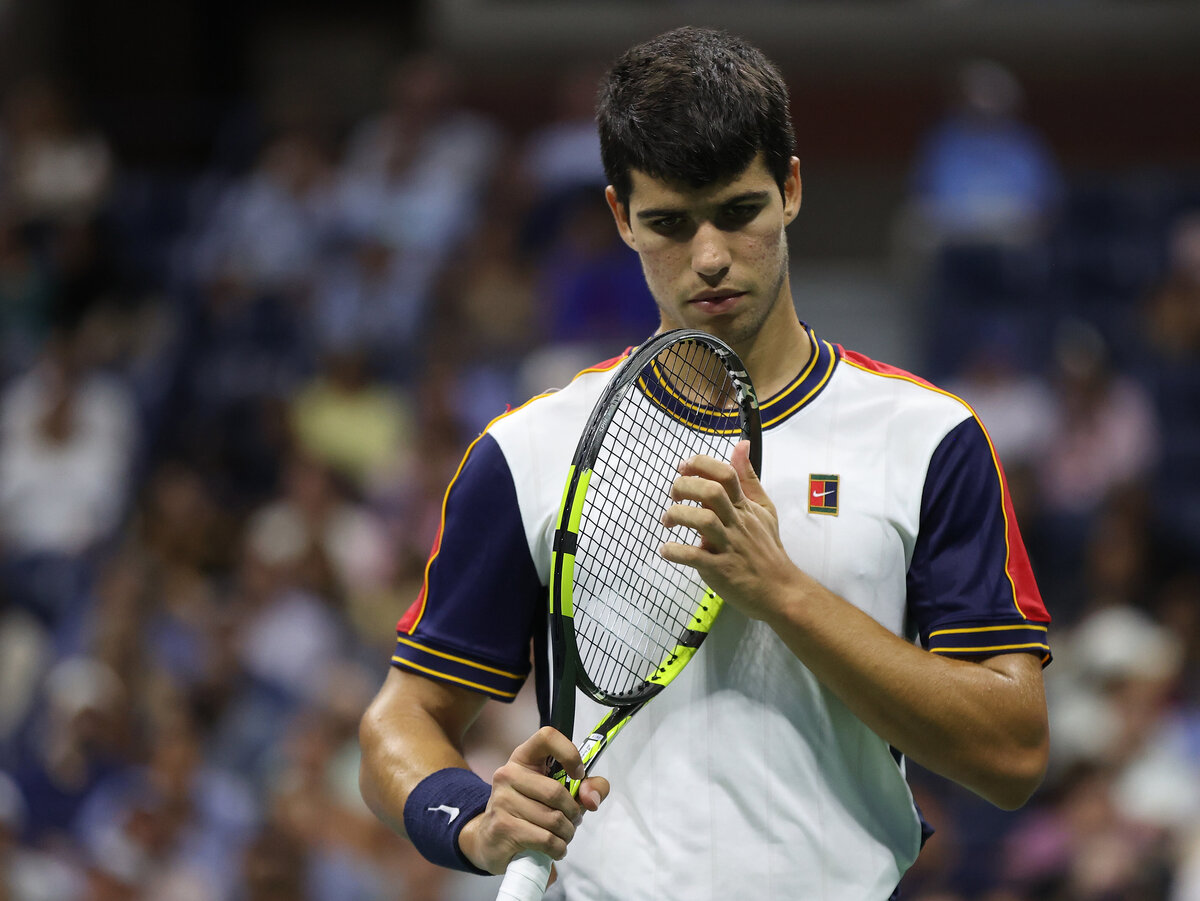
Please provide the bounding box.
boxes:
[635,190,772,221]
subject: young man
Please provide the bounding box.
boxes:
[359,26,1051,900]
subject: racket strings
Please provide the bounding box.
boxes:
[573,340,740,698]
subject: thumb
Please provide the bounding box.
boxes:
[732,439,767,504]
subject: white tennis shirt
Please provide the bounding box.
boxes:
[392,326,1050,900]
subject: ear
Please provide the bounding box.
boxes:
[605,185,638,251]
[782,157,802,225]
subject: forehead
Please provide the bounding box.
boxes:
[626,154,777,210]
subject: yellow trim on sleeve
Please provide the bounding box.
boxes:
[391,656,520,698]
[930,643,1050,655]
[929,624,1048,639]
[393,635,525,680]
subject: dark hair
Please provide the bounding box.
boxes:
[597,27,795,206]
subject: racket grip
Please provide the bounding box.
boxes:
[495,849,553,901]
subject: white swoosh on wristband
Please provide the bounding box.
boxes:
[428,804,460,823]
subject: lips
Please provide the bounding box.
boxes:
[688,291,745,314]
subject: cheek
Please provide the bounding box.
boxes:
[637,248,685,295]
[739,229,787,275]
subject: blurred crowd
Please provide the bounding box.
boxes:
[0,50,1197,901]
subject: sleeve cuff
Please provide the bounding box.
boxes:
[392,634,528,700]
[925,620,1051,664]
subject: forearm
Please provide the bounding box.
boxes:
[358,669,486,837]
[661,446,1049,808]
[766,567,1049,809]
[360,670,608,875]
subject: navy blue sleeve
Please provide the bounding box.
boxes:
[907,417,1051,662]
[392,433,545,700]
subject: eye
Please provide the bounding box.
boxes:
[718,204,762,228]
[648,215,686,235]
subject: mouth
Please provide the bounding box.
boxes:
[687,291,746,314]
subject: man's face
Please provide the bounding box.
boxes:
[606,154,801,351]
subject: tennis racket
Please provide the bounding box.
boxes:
[496,329,762,901]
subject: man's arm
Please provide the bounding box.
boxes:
[359,668,609,874]
[748,576,1047,810]
[660,441,1049,810]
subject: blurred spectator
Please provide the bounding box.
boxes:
[257,667,402,900]
[514,64,608,256]
[1022,323,1159,617]
[1015,601,1197,899]
[134,461,239,581]
[190,129,336,301]
[243,454,393,606]
[10,656,129,847]
[0,330,138,558]
[420,210,542,436]
[0,330,139,630]
[287,347,414,492]
[204,460,369,776]
[899,60,1064,380]
[1074,488,1153,617]
[74,716,257,901]
[536,186,658,350]
[1035,321,1159,519]
[240,823,309,901]
[436,213,540,368]
[1144,212,1200,361]
[517,64,606,201]
[0,78,113,228]
[944,326,1055,516]
[337,52,500,350]
[905,59,1063,249]
[998,762,1173,900]
[307,232,424,379]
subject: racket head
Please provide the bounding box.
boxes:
[547,329,761,729]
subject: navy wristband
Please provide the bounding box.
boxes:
[404,767,492,874]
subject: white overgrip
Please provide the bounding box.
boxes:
[495,849,554,901]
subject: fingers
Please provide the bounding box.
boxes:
[661,501,727,552]
[730,439,766,503]
[473,728,606,869]
[578,776,610,812]
[510,726,586,780]
[670,442,771,524]
[663,447,755,550]
[676,453,744,507]
[500,787,581,856]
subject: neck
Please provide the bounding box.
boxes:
[733,286,813,399]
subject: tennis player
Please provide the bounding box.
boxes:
[360,26,1050,900]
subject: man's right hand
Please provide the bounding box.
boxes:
[458,726,611,874]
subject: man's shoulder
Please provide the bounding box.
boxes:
[486,348,629,444]
[834,346,974,423]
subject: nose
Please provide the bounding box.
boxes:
[691,223,731,284]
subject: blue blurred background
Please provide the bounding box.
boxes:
[1,2,1199,899]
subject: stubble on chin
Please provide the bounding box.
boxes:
[720,250,791,349]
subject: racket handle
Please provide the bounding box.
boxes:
[495,849,553,901]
